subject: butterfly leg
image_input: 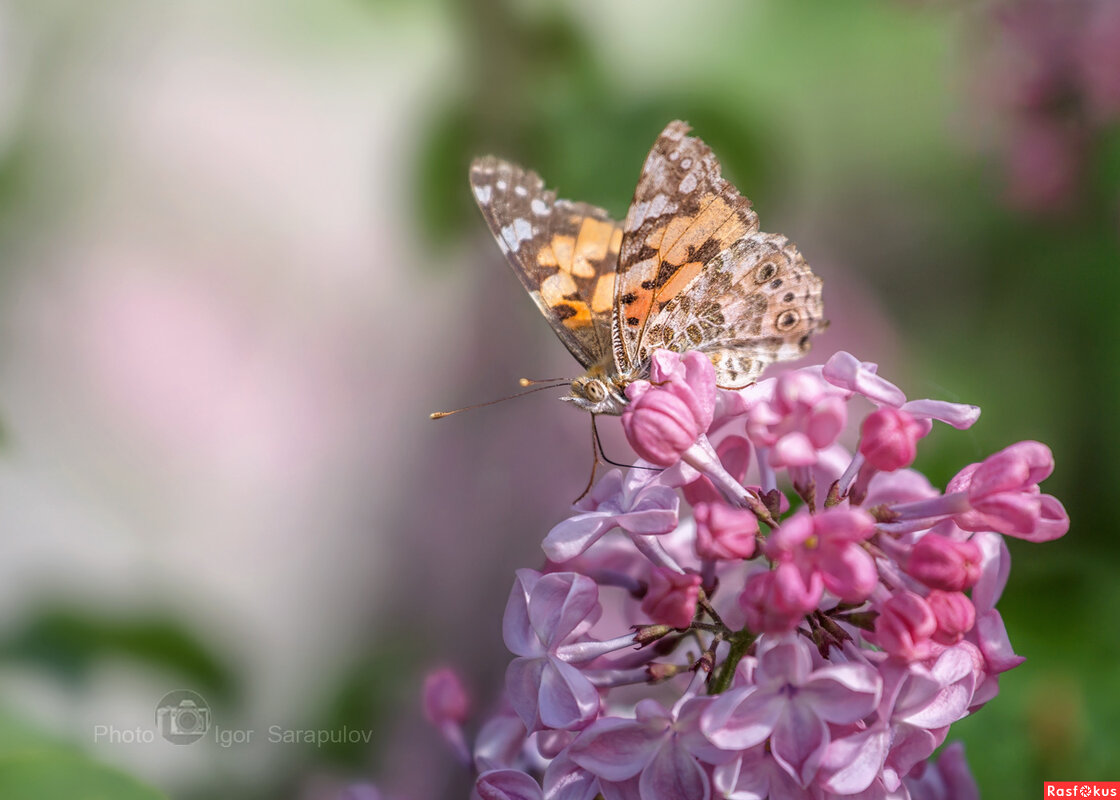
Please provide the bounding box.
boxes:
[573,416,605,503]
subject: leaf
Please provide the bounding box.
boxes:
[0,751,167,800]
[0,606,236,706]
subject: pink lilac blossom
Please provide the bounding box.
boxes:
[429,350,1068,798]
[422,667,473,765]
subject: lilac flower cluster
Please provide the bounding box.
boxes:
[427,350,1069,800]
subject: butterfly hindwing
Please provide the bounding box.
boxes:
[614,121,761,373]
[470,156,621,370]
[643,232,825,388]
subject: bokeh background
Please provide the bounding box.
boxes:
[0,0,1116,797]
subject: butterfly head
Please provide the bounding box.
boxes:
[564,374,628,416]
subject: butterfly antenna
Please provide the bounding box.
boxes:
[518,376,564,387]
[429,382,568,419]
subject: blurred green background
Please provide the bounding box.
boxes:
[0,0,1116,797]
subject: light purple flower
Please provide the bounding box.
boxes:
[542,469,680,565]
[422,351,1066,800]
[701,635,881,786]
[472,769,543,800]
[535,750,598,800]
[502,570,603,732]
[816,725,891,797]
[904,741,980,800]
[569,692,728,800]
[473,708,531,773]
[822,352,980,429]
[712,742,813,800]
[875,644,980,784]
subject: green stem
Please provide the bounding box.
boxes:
[707,628,755,695]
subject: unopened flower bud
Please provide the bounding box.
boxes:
[905,532,982,591]
[873,590,937,662]
[859,407,925,471]
[928,590,977,645]
[641,568,702,629]
[693,501,758,560]
[422,667,470,725]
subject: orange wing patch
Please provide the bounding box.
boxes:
[538,219,622,331]
[614,122,761,372]
[469,157,623,369]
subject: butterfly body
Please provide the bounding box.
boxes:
[564,357,631,415]
[469,121,825,416]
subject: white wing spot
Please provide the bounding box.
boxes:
[497,179,507,191]
[531,198,549,216]
[473,184,492,204]
[679,173,698,194]
[500,218,534,252]
[669,150,680,161]
[514,185,528,197]
[624,194,677,232]
[680,158,692,170]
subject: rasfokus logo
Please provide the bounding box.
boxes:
[1045,782,1120,797]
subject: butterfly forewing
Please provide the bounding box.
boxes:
[614,121,761,373]
[470,156,622,369]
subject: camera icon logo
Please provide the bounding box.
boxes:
[155,690,211,744]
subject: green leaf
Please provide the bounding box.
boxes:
[0,751,167,800]
[0,607,236,707]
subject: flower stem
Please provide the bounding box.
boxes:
[707,627,755,695]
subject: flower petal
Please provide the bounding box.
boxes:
[701,686,782,751]
[542,513,617,562]
[569,716,663,782]
[800,664,882,724]
[538,656,601,731]
[504,656,546,732]
[475,769,544,800]
[638,738,710,800]
[770,700,828,787]
[503,570,543,657]
[543,750,600,800]
[530,572,600,649]
[820,726,889,795]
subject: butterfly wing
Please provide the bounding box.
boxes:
[613,121,761,372]
[470,157,622,370]
[615,121,824,386]
[644,232,825,388]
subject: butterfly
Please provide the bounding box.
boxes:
[467,120,825,416]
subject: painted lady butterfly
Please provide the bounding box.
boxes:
[467,120,825,416]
